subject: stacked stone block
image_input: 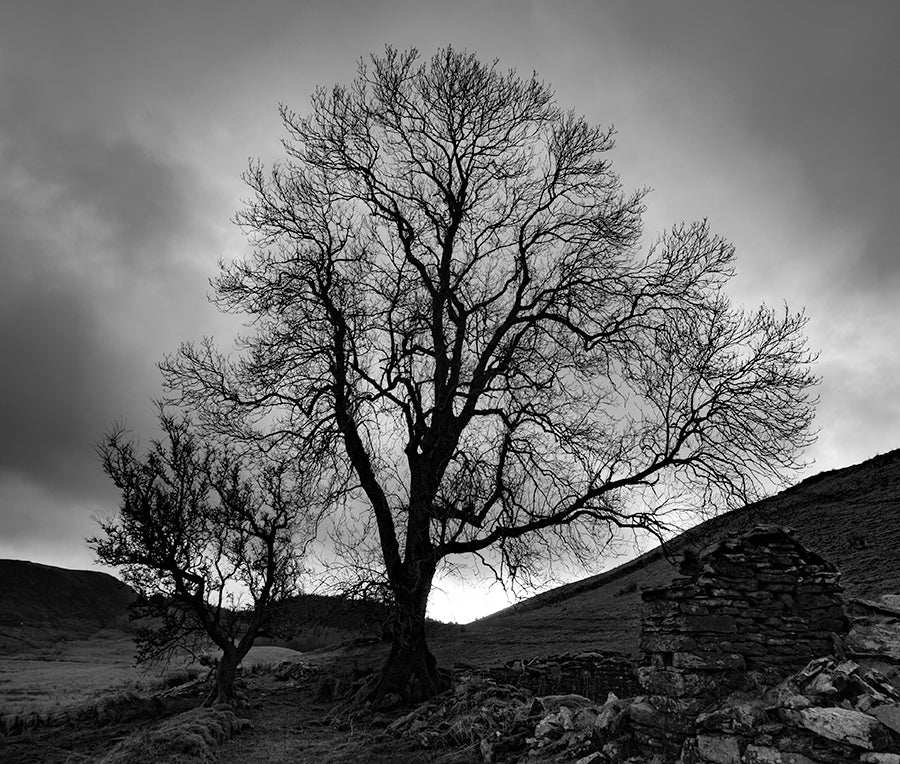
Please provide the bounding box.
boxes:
[487,651,640,701]
[633,525,848,761]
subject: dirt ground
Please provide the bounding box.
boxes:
[216,673,470,764]
[2,664,477,764]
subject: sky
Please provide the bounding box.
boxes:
[1,1,898,623]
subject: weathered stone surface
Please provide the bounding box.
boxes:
[631,700,698,733]
[681,615,738,634]
[639,667,720,698]
[672,652,746,671]
[783,706,890,750]
[742,744,819,763]
[848,624,900,661]
[642,633,700,653]
[871,703,900,736]
[696,701,766,735]
[695,733,743,763]
[860,753,900,764]
[594,694,628,735]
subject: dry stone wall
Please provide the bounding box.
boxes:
[633,525,849,761]
[486,651,639,701]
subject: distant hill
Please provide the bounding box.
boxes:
[433,448,900,665]
[0,560,136,654]
[0,559,389,656]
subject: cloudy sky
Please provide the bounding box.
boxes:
[2,1,898,622]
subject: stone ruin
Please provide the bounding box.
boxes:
[388,525,900,763]
[633,525,848,759]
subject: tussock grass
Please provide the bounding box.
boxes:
[0,689,165,735]
[97,706,252,764]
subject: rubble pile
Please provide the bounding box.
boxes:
[680,656,900,763]
[387,676,647,763]
[487,652,639,702]
[635,526,848,760]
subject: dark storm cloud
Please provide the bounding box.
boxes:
[598,0,900,294]
[0,62,208,517]
[0,255,113,496]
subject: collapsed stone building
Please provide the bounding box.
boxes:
[390,525,900,763]
[633,524,849,759]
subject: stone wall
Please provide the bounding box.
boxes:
[486,651,640,701]
[633,525,849,761]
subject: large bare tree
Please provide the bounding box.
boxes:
[163,47,818,702]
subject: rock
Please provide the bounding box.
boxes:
[534,706,575,738]
[574,753,605,764]
[696,701,766,735]
[595,696,628,735]
[573,707,599,730]
[861,754,900,764]
[783,706,890,750]
[695,733,743,763]
[534,694,594,714]
[742,744,819,763]
[848,624,900,662]
[871,703,900,735]
[671,652,746,671]
[680,615,737,633]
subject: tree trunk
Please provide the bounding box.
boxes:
[367,576,448,704]
[204,647,240,706]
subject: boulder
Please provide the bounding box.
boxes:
[782,706,891,750]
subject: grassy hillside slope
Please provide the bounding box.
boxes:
[432,448,900,664]
[0,560,136,654]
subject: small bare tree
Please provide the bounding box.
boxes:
[163,47,818,702]
[89,411,323,705]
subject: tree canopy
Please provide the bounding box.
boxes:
[163,46,818,701]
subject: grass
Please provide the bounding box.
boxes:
[97,706,252,764]
[0,632,313,739]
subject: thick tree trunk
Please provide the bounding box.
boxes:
[367,577,448,704]
[204,647,240,706]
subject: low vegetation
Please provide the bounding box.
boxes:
[97,706,252,764]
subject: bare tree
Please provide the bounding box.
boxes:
[89,411,323,705]
[163,47,818,702]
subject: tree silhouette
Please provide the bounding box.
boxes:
[163,46,818,702]
[90,411,324,705]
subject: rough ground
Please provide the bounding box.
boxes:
[1,653,477,764]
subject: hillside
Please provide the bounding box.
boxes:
[0,560,389,656]
[431,448,900,664]
[0,560,136,654]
